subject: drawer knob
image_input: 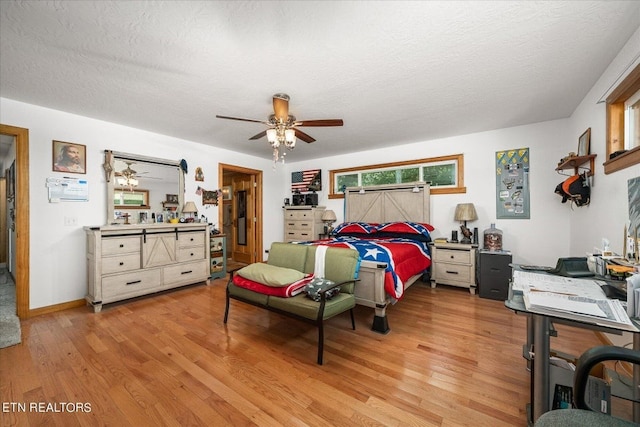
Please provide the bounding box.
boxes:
[119,244,124,248]
[119,262,124,266]
[126,280,141,286]
[446,270,459,275]
[450,255,454,259]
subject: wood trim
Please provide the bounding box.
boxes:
[329,153,465,197]
[605,63,640,173]
[29,299,86,318]
[218,163,262,264]
[603,145,640,174]
[0,124,30,319]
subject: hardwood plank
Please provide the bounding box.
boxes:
[0,279,612,426]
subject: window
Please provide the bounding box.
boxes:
[604,63,640,174]
[329,154,465,198]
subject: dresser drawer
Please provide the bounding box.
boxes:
[434,248,472,264]
[284,220,314,231]
[284,230,314,241]
[434,263,472,284]
[176,245,206,262]
[102,253,141,274]
[285,210,314,220]
[163,259,209,285]
[178,232,206,247]
[101,269,161,301]
[102,236,141,256]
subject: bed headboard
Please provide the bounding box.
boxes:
[345,182,430,224]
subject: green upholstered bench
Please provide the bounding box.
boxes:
[224,242,360,365]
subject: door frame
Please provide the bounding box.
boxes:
[219,163,262,264]
[0,124,30,319]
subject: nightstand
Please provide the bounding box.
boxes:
[431,242,477,294]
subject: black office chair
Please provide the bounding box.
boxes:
[535,345,640,426]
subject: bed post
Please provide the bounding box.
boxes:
[372,313,390,334]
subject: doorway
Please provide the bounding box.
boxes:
[0,124,30,319]
[219,163,263,266]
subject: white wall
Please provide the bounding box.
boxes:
[0,26,637,310]
[0,98,287,309]
[567,26,640,258]
[284,118,572,267]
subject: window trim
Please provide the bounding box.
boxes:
[604,63,640,174]
[328,153,466,199]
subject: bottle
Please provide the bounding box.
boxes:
[483,223,503,251]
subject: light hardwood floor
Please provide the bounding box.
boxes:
[0,279,611,426]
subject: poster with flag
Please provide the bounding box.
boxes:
[291,169,321,192]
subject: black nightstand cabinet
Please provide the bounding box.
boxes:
[478,250,512,300]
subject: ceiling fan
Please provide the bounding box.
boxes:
[216,93,343,163]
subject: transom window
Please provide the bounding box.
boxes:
[329,154,465,198]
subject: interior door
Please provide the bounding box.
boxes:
[231,173,254,264]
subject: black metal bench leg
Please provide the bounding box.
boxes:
[317,321,324,365]
[223,284,230,323]
[350,309,355,330]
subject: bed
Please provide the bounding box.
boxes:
[303,182,433,333]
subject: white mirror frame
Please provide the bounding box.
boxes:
[105,150,184,225]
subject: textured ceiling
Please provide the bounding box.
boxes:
[1,1,639,162]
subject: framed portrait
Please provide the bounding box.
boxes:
[6,161,15,201]
[577,128,591,157]
[166,194,179,204]
[52,140,86,174]
[222,186,232,201]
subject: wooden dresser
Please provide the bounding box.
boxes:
[84,223,210,312]
[283,206,325,242]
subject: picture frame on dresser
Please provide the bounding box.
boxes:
[578,128,591,156]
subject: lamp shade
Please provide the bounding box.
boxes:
[182,201,198,214]
[454,203,478,222]
[321,210,337,222]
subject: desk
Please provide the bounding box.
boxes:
[505,269,640,425]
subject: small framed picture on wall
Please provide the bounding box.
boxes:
[52,140,86,174]
[577,128,591,157]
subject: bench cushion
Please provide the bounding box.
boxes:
[237,263,306,286]
[268,293,355,320]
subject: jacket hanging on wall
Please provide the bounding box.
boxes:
[554,172,590,207]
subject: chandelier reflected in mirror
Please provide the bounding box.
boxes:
[117,162,139,190]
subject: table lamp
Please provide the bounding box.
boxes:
[321,209,337,235]
[454,203,477,244]
[182,201,198,223]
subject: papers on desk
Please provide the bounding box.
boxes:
[514,270,639,332]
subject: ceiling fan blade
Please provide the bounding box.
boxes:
[216,115,267,124]
[294,129,316,143]
[272,94,290,122]
[249,130,267,140]
[295,119,344,127]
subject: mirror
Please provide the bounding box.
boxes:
[105,151,184,225]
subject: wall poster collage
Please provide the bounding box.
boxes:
[495,147,530,219]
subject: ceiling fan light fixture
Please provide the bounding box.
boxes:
[266,128,277,143]
[285,128,296,144]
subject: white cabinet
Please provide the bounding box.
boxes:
[431,242,477,294]
[283,206,325,242]
[85,223,210,312]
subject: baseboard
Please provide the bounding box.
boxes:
[28,299,86,318]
